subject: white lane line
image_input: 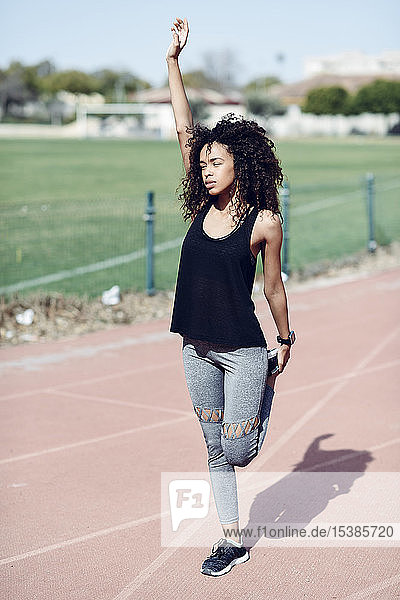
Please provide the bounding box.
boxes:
[0,359,180,402]
[271,265,400,297]
[49,389,190,417]
[2,355,398,405]
[1,359,397,465]
[0,329,172,373]
[111,328,400,598]
[1,275,396,588]
[111,519,208,600]
[295,437,400,472]
[245,327,400,468]
[356,331,400,371]
[240,437,400,497]
[343,573,400,599]
[2,437,398,567]
[377,278,400,290]
[281,358,400,396]
[1,324,397,579]
[0,511,169,566]
[0,414,192,465]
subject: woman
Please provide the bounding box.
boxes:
[166,17,296,577]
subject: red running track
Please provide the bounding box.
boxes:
[1,267,399,600]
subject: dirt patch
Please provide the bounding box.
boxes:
[1,242,399,347]
[0,288,175,347]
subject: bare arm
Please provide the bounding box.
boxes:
[260,210,293,373]
[166,17,193,173]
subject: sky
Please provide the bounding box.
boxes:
[2,0,399,87]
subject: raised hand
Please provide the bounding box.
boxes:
[166,17,189,60]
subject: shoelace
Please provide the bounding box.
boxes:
[211,538,225,553]
[210,538,228,555]
[207,538,239,560]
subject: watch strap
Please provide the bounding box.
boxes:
[277,330,295,346]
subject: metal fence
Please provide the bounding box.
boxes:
[1,174,398,299]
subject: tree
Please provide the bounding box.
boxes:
[0,59,152,122]
[246,92,286,118]
[303,86,350,115]
[0,61,39,117]
[92,69,151,102]
[40,70,101,95]
[350,79,400,114]
[91,69,120,100]
[243,76,281,94]
[163,69,220,91]
[181,70,220,90]
[26,60,57,95]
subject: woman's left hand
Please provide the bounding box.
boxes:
[278,345,291,373]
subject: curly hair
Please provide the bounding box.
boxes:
[177,113,284,226]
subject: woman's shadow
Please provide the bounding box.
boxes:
[242,433,374,549]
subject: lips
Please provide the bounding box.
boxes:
[205,181,216,189]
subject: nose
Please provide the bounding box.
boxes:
[204,165,214,178]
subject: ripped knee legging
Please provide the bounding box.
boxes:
[182,335,275,525]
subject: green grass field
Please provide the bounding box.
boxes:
[1,137,399,298]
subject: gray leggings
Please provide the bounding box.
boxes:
[182,335,275,525]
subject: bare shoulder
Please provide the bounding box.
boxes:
[254,208,282,244]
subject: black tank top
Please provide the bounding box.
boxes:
[169,199,267,348]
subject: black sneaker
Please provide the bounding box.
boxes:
[267,347,279,376]
[200,538,250,577]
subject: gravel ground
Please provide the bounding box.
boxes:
[1,241,399,347]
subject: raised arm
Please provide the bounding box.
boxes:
[166,17,193,174]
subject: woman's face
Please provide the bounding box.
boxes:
[199,142,235,196]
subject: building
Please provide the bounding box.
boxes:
[268,50,400,107]
[269,72,400,107]
[128,86,246,138]
[304,50,400,78]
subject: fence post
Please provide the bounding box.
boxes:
[281,179,290,278]
[144,191,156,295]
[366,173,377,253]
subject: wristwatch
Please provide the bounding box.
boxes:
[277,330,296,347]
